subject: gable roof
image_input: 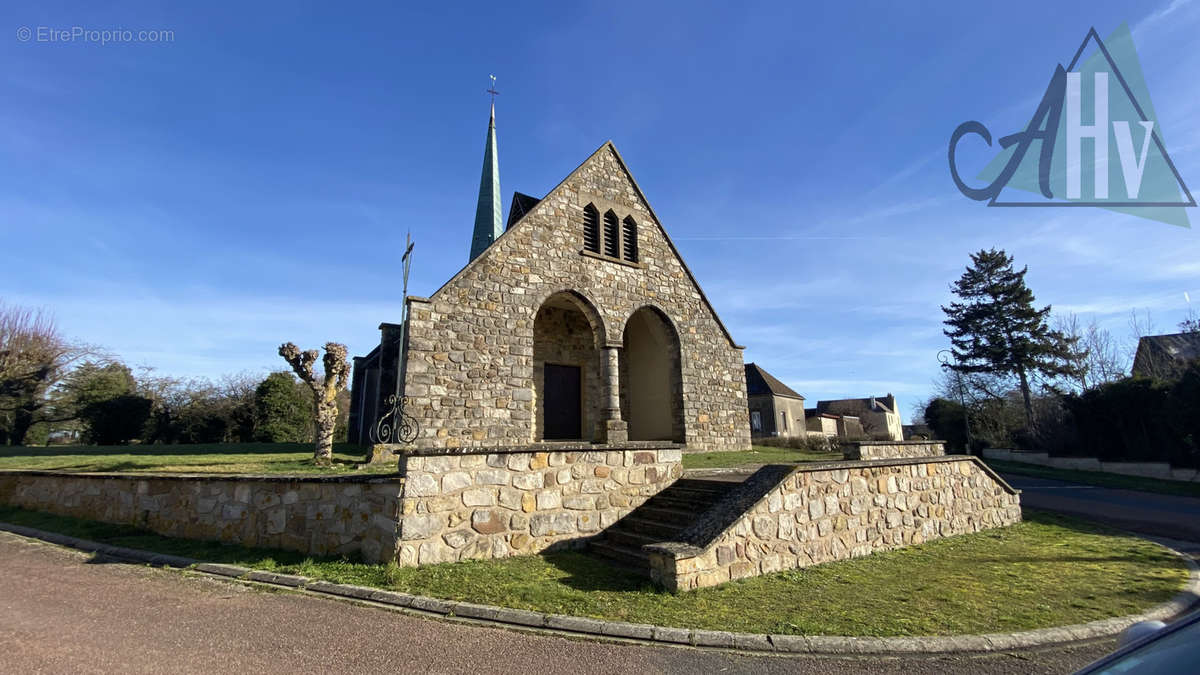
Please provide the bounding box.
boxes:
[425,140,743,349]
[816,396,895,415]
[505,191,541,230]
[745,363,804,399]
[1133,332,1200,377]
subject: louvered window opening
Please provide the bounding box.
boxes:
[583,205,601,253]
[622,216,638,263]
[602,210,620,258]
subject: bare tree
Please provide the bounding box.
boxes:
[1179,308,1200,334]
[278,342,349,464]
[1054,313,1124,391]
[0,301,97,444]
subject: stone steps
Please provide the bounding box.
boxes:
[587,478,738,575]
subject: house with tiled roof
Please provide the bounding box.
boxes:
[744,363,806,439]
[815,394,903,441]
[1132,331,1200,380]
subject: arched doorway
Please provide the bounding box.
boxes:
[533,292,604,441]
[620,307,684,442]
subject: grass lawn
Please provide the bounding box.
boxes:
[682,445,836,470]
[2,443,830,475]
[0,443,394,475]
[0,505,1186,637]
[986,459,1200,499]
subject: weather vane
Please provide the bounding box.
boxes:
[487,74,499,103]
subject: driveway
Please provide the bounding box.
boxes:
[999,473,1200,547]
[0,530,1112,674]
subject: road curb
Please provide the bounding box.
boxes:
[1,520,1196,655]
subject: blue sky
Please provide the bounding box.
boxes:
[3,1,1198,421]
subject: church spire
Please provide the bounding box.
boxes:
[469,78,502,262]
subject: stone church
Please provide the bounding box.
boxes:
[349,102,751,452]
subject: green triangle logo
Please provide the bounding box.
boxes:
[951,24,1195,227]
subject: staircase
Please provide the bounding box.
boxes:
[588,478,737,574]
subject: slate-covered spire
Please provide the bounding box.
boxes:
[469,100,502,262]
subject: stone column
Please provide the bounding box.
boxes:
[599,346,627,443]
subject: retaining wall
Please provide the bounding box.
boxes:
[982,449,1200,482]
[646,456,1021,591]
[0,471,403,562]
[395,442,682,565]
[842,440,945,461]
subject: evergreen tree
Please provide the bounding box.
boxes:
[60,362,152,444]
[942,249,1081,429]
[253,371,312,443]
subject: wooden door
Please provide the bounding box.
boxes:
[543,364,581,440]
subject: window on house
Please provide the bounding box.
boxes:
[602,210,620,258]
[621,216,638,262]
[750,411,762,432]
[780,411,788,431]
[583,204,600,253]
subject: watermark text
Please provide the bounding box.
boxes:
[17,25,174,45]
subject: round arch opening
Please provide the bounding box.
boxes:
[532,292,604,442]
[620,307,684,442]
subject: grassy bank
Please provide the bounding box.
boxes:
[1,442,832,475]
[0,443,390,475]
[681,445,835,470]
[986,459,1200,499]
[0,506,1185,637]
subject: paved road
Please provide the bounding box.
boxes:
[1000,473,1200,547]
[0,531,1112,674]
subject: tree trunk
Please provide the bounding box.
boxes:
[312,397,335,464]
[1017,368,1034,430]
[10,406,35,446]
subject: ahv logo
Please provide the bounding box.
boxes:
[949,24,1194,227]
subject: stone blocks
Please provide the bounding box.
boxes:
[647,457,1021,591]
[399,145,752,453]
[842,441,947,461]
[394,445,680,565]
[0,471,402,563]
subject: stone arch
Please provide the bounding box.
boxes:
[619,305,685,443]
[532,290,606,442]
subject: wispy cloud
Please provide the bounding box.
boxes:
[1134,0,1196,37]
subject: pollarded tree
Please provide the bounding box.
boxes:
[942,249,1081,430]
[278,342,349,464]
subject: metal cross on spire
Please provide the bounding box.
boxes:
[487,74,499,103]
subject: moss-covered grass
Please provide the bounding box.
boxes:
[682,445,836,470]
[0,443,392,475]
[0,505,1186,637]
[985,459,1200,499]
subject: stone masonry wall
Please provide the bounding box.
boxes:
[0,471,402,563]
[842,441,946,460]
[401,143,751,452]
[646,457,1020,591]
[396,445,682,565]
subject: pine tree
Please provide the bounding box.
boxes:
[941,249,1081,430]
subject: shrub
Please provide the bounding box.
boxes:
[757,434,840,453]
[924,398,968,452]
[1062,375,1188,467]
[253,372,313,443]
[86,394,153,445]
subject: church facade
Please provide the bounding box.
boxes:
[350,109,751,453]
